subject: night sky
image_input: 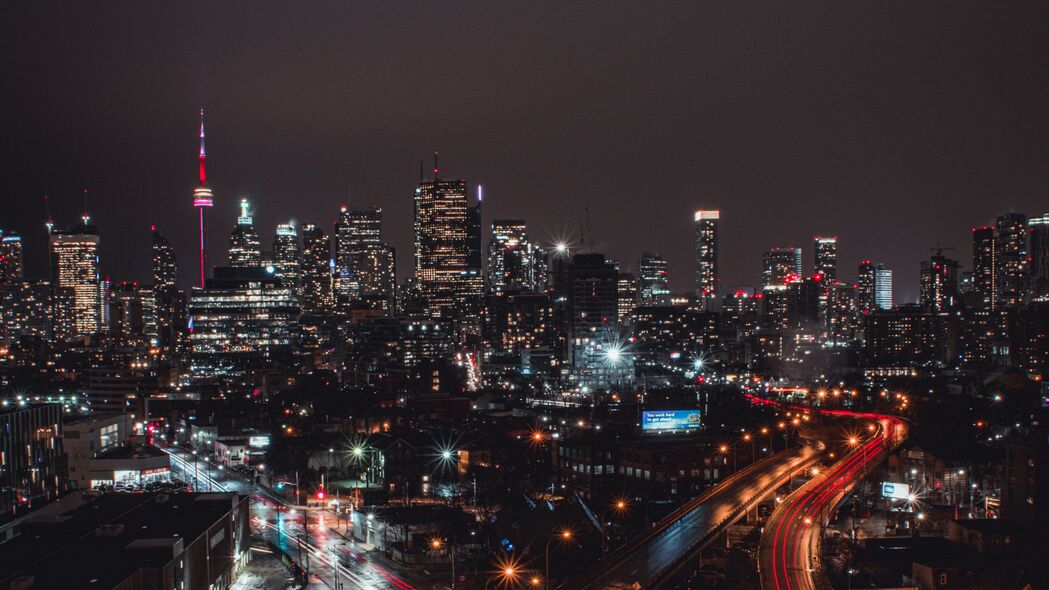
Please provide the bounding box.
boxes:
[3,2,1048,301]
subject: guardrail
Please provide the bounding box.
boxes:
[755,416,909,590]
[645,452,823,589]
[572,446,818,590]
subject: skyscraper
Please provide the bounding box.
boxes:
[694,210,719,304]
[486,219,546,293]
[413,165,469,318]
[813,236,837,282]
[50,222,101,337]
[972,225,997,309]
[920,253,959,312]
[638,252,670,306]
[300,223,333,314]
[763,247,802,288]
[1029,214,1049,300]
[873,264,893,310]
[229,198,262,267]
[192,109,214,287]
[335,206,380,299]
[109,281,158,346]
[563,253,621,385]
[334,206,397,311]
[995,212,1028,306]
[272,223,301,290]
[617,272,638,326]
[152,226,178,291]
[857,260,875,314]
[826,283,858,345]
[0,230,23,285]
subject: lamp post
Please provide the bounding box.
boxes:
[719,444,736,472]
[275,503,283,535]
[598,500,628,554]
[431,538,457,590]
[546,529,572,590]
[191,450,199,491]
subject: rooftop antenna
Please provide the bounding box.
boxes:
[81,188,90,225]
[43,194,54,233]
[583,206,596,251]
[419,161,424,183]
[433,151,439,180]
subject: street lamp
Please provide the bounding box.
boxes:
[431,537,456,589]
[486,564,519,590]
[546,529,573,590]
[598,499,629,554]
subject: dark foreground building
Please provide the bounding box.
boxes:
[0,492,250,590]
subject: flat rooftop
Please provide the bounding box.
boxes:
[0,492,242,589]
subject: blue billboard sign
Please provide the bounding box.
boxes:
[641,409,702,432]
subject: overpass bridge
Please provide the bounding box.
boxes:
[571,444,823,590]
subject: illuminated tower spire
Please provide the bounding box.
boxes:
[81,188,90,226]
[199,109,207,184]
[192,108,215,287]
[43,194,54,234]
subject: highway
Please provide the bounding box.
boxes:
[574,445,822,590]
[758,412,906,590]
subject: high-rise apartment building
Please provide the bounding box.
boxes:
[0,230,24,284]
[813,236,837,282]
[300,223,333,314]
[638,252,671,306]
[972,225,997,309]
[857,260,875,314]
[920,254,959,312]
[1029,214,1049,300]
[334,206,397,311]
[763,247,802,288]
[486,219,546,293]
[694,210,719,304]
[109,282,158,346]
[617,272,638,326]
[563,253,620,379]
[995,212,1028,306]
[151,226,178,291]
[857,260,893,312]
[50,223,101,337]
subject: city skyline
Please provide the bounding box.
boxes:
[5,3,1049,301]
[2,5,1048,590]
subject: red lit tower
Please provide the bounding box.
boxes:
[192,109,214,287]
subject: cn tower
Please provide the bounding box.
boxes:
[192,109,214,287]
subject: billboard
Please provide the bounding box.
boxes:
[881,482,911,500]
[642,409,702,432]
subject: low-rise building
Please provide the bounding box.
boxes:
[0,492,250,590]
